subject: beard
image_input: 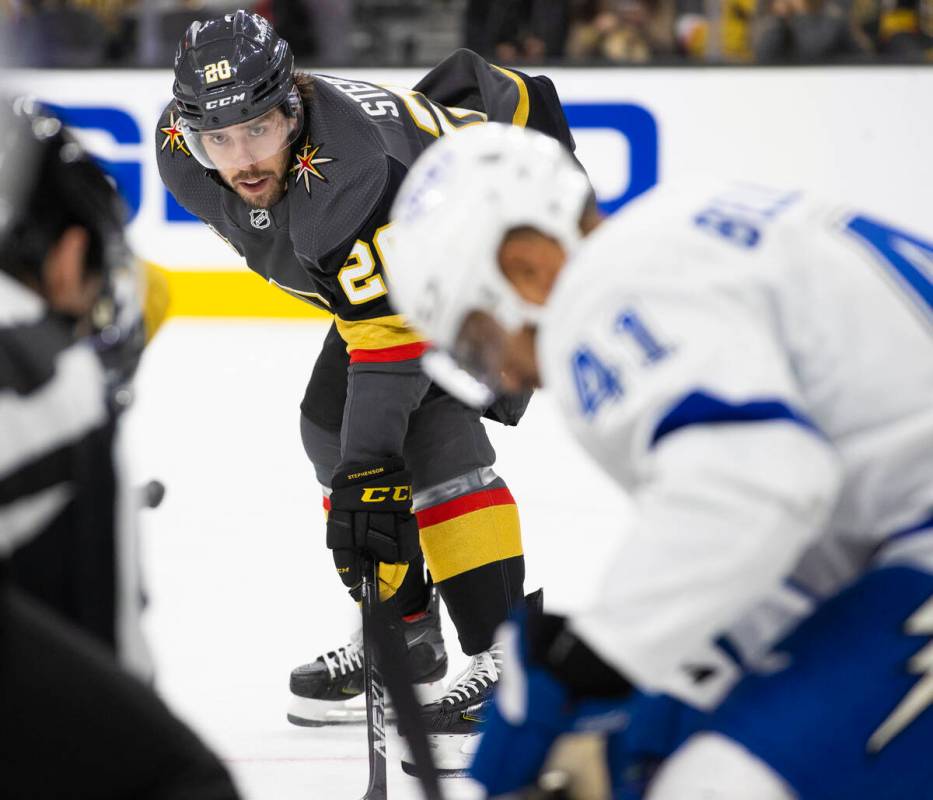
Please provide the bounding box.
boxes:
[230,168,287,209]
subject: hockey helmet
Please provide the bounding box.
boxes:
[388,123,592,353]
[0,99,37,252]
[172,11,303,170]
[0,98,144,396]
[0,98,129,287]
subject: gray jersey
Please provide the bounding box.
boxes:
[158,50,573,469]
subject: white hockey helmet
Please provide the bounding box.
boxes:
[388,123,592,352]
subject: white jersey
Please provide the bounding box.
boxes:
[539,182,933,707]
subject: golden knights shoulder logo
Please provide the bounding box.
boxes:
[160,112,190,157]
[291,138,335,193]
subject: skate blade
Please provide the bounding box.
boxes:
[287,680,446,727]
[287,694,368,726]
[400,731,480,777]
[401,759,470,779]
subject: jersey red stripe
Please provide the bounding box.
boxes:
[322,496,331,511]
[416,487,516,528]
[349,342,429,364]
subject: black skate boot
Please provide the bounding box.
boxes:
[287,589,448,726]
[400,643,504,777]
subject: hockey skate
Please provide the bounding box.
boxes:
[400,644,503,777]
[287,589,448,726]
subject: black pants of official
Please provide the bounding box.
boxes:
[0,583,240,800]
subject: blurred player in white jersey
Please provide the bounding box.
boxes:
[385,123,933,799]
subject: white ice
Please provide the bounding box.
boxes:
[128,319,630,800]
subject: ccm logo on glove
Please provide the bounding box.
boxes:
[360,486,412,503]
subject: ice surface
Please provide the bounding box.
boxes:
[127,319,631,799]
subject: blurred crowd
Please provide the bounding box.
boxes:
[1,0,931,66]
[468,0,933,63]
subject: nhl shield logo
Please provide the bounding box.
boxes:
[249,209,271,230]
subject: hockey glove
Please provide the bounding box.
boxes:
[326,458,420,599]
[469,609,635,798]
[607,693,704,800]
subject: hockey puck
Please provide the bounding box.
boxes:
[141,479,166,509]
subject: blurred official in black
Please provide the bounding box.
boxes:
[0,98,240,800]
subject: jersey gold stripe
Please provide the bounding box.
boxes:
[334,313,426,353]
[491,64,530,128]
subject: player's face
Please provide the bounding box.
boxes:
[35,225,104,331]
[206,109,294,208]
[454,310,540,395]
[498,228,566,305]
[218,147,290,209]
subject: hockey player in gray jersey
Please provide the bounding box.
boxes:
[388,124,933,798]
[157,10,577,761]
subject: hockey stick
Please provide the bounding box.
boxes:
[370,593,445,800]
[362,576,563,800]
[359,558,388,800]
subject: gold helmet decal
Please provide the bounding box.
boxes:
[291,138,335,193]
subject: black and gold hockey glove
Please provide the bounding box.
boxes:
[326,458,420,599]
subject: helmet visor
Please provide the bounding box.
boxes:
[180,94,304,171]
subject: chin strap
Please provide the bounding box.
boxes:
[421,349,496,410]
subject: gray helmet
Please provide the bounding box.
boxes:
[0,98,39,251]
[0,97,144,398]
[172,11,303,170]
[0,97,127,285]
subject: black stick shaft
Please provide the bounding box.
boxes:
[360,559,388,800]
